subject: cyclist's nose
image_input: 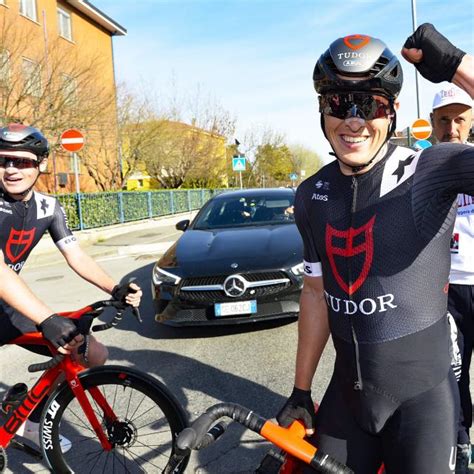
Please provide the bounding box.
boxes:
[345,116,366,130]
[344,105,366,129]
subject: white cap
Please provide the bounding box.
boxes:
[432,85,472,110]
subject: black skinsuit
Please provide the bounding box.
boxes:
[295,143,474,473]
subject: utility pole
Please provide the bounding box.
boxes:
[411,0,421,118]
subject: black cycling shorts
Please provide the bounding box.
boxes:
[302,372,458,474]
[0,304,51,356]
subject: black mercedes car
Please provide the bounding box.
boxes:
[152,188,304,326]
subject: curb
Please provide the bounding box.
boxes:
[26,212,197,265]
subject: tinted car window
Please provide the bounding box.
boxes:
[194,194,295,229]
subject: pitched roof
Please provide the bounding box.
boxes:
[65,0,127,36]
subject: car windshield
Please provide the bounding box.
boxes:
[193,193,295,229]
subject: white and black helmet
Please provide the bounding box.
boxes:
[313,34,403,98]
[0,124,49,161]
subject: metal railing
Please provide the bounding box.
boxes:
[56,189,227,231]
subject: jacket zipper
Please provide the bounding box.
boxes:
[350,175,363,391]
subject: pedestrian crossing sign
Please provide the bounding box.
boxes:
[232,156,246,172]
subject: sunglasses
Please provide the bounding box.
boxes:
[0,155,39,169]
[319,93,394,121]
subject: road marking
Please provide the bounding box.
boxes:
[117,241,176,256]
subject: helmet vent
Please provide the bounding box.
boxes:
[369,56,389,75]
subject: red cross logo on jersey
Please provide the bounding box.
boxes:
[325,216,376,295]
[5,228,36,264]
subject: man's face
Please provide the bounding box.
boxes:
[431,104,472,143]
[323,94,395,174]
[0,150,45,198]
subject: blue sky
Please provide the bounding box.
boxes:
[94,0,473,161]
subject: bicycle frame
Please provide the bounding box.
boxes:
[0,306,117,452]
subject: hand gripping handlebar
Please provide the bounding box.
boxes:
[165,402,353,474]
[27,296,142,373]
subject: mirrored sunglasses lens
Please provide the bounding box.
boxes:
[0,156,39,169]
[321,94,390,120]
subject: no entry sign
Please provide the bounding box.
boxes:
[410,119,432,140]
[60,129,85,153]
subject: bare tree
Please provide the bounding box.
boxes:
[145,121,226,188]
[0,13,118,191]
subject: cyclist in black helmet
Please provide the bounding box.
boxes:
[0,123,142,450]
[276,24,474,473]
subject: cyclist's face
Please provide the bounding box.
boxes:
[323,94,397,174]
[0,150,45,199]
[431,104,472,144]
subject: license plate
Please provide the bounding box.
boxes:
[214,300,257,317]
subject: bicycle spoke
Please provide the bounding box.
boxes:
[44,372,187,474]
[127,392,147,422]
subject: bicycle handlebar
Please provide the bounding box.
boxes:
[166,402,353,474]
[27,297,141,373]
[28,354,65,373]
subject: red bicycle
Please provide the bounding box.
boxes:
[0,299,189,473]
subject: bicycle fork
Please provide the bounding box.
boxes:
[65,369,116,451]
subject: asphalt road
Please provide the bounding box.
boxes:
[0,219,336,473]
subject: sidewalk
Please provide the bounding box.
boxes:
[26,211,198,267]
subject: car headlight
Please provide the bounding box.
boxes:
[290,262,305,276]
[152,265,181,286]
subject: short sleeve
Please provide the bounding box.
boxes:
[294,187,322,278]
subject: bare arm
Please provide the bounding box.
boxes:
[452,55,474,98]
[60,244,142,306]
[60,244,115,294]
[0,259,51,325]
[294,275,330,390]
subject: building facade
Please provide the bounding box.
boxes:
[0,0,125,193]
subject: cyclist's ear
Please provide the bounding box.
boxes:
[39,158,48,173]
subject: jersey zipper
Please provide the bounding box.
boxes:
[350,175,363,391]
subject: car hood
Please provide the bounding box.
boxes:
[159,225,303,276]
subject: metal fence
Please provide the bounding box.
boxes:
[56,189,227,231]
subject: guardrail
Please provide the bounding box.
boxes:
[56,189,227,231]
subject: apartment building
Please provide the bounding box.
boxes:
[0,0,126,192]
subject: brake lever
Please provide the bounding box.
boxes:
[132,307,143,323]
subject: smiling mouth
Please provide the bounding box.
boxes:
[341,135,369,144]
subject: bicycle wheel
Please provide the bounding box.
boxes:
[41,366,189,473]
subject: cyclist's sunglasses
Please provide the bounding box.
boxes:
[0,155,39,169]
[319,92,393,121]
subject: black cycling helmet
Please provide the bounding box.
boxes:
[0,124,49,161]
[313,34,403,98]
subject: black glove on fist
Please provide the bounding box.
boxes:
[404,23,465,83]
[38,314,79,349]
[276,386,317,431]
[112,281,137,303]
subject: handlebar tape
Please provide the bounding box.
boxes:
[312,451,354,473]
[28,354,64,373]
[177,403,265,450]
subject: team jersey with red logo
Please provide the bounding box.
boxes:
[295,143,474,413]
[0,191,76,273]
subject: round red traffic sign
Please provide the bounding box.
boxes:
[60,129,85,153]
[410,119,432,140]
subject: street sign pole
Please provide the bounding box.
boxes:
[239,171,242,189]
[73,152,80,193]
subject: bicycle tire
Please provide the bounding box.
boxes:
[40,365,189,473]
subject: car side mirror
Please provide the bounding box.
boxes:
[176,219,190,232]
